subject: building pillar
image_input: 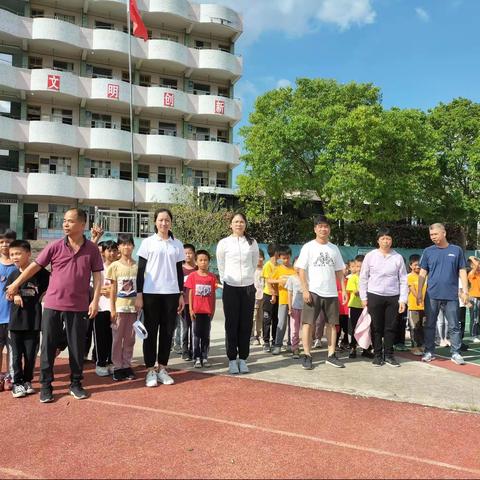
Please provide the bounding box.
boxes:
[228,169,233,189]
[15,200,23,238]
[78,154,85,176]
[18,150,25,173]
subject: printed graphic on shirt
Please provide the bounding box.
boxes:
[313,252,335,267]
[195,284,212,297]
[117,276,137,298]
[19,282,39,297]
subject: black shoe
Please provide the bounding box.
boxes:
[39,387,54,403]
[326,354,345,368]
[372,356,384,367]
[302,354,313,370]
[361,349,375,359]
[182,353,192,361]
[125,368,136,380]
[69,383,88,400]
[112,369,126,381]
[348,348,357,359]
[384,356,400,367]
[460,343,469,352]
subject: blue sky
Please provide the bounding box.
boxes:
[210,0,480,184]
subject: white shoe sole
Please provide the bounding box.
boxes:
[451,358,466,365]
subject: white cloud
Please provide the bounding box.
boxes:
[210,0,376,45]
[276,79,292,88]
[415,7,430,22]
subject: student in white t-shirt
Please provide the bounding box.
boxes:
[136,208,185,388]
[296,215,347,371]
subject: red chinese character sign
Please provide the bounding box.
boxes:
[47,74,61,91]
[107,84,119,99]
[164,92,175,107]
[214,99,225,115]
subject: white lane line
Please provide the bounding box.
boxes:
[0,467,37,479]
[91,398,480,476]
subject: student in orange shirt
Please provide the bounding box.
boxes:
[468,256,480,343]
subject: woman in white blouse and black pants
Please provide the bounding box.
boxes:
[217,213,259,375]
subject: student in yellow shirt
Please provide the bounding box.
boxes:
[262,244,279,352]
[269,246,296,355]
[407,254,426,355]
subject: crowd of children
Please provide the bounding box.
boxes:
[1,215,480,401]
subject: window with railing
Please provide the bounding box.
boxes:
[158,122,177,136]
[122,71,130,83]
[27,105,41,121]
[120,163,132,181]
[53,59,74,72]
[139,119,150,135]
[160,77,178,90]
[40,156,71,175]
[192,127,210,141]
[216,171,228,188]
[25,154,39,173]
[28,56,43,69]
[95,20,114,30]
[219,44,231,53]
[85,159,111,178]
[193,83,210,95]
[137,164,150,182]
[159,32,179,43]
[217,129,228,143]
[86,64,113,79]
[121,117,131,132]
[195,40,212,49]
[194,170,209,187]
[52,108,73,125]
[54,13,75,24]
[158,166,176,184]
[91,113,112,129]
[31,9,45,18]
[139,74,151,87]
[48,204,71,229]
[218,86,230,98]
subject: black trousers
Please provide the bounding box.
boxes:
[223,283,255,361]
[143,293,179,368]
[93,311,112,367]
[367,293,399,357]
[339,314,349,345]
[10,330,40,384]
[182,308,193,356]
[85,317,95,360]
[40,309,89,387]
[395,312,408,345]
[262,293,278,345]
[348,307,363,348]
[193,313,211,360]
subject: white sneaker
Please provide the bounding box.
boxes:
[95,366,110,377]
[203,359,210,368]
[194,358,202,368]
[238,359,249,374]
[313,339,321,349]
[422,352,435,363]
[451,353,466,365]
[157,368,174,385]
[145,369,158,387]
[473,337,480,344]
[228,360,239,374]
[24,381,35,394]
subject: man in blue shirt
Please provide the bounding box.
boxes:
[417,223,468,365]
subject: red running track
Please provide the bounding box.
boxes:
[2,361,480,479]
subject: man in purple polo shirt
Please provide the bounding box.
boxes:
[6,208,103,402]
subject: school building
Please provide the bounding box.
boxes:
[0,0,242,239]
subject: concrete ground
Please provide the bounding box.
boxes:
[123,300,480,413]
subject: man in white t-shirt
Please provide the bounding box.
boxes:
[297,215,347,370]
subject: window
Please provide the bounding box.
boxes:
[27,105,41,121]
[193,170,209,187]
[95,20,114,30]
[139,74,151,87]
[160,32,179,42]
[137,164,150,182]
[52,108,73,125]
[139,119,151,134]
[195,40,211,49]
[91,113,112,128]
[48,204,71,229]
[193,127,209,141]
[122,71,130,83]
[53,59,74,72]
[158,166,176,184]
[217,129,228,143]
[218,86,229,98]
[25,154,39,173]
[87,64,113,79]
[31,9,44,18]
[219,44,231,53]
[147,29,153,39]
[55,13,75,24]
[216,171,228,188]
[158,122,177,136]
[159,77,177,90]
[121,117,131,132]
[85,159,111,178]
[40,157,71,175]
[28,56,43,69]
[120,163,132,181]
[193,83,210,95]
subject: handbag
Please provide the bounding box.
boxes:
[354,307,372,350]
[133,310,148,340]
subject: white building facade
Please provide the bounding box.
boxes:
[0,0,242,239]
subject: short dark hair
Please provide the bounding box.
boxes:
[376,228,392,240]
[0,228,16,241]
[258,249,265,259]
[267,243,278,257]
[278,245,292,256]
[184,243,195,253]
[102,240,118,251]
[313,214,330,226]
[354,254,365,262]
[9,239,30,252]
[117,233,134,246]
[409,254,421,264]
[66,208,87,224]
[196,249,211,260]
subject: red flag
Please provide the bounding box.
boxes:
[129,0,148,41]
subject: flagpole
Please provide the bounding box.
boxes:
[127,0,136,212]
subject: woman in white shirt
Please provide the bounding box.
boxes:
[136,208,185,388]
[216,213,259,374]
